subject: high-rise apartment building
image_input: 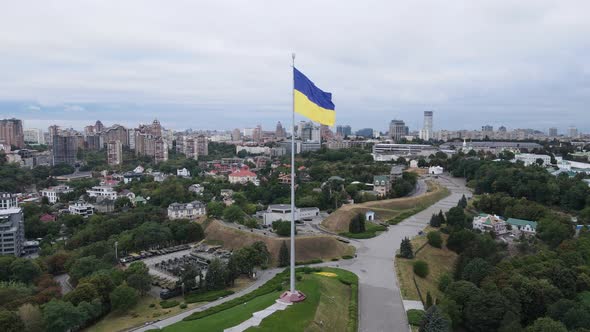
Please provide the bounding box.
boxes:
[482,125,494,132]
[94,120,105,133]
[568,126,579,138]
[52,135,77,165]
[48,125,60,146]
[154,138,168,163]
[231,128,242,141]
[23,128,44,145]
[107,140,123,166]
[389,120,407,141]
[0,193,25,256]
[252,125,262,142]
[419,111,433,140]
[0,119,25,148]
[549,127,558,137]
[102,124,129,147]
[195,135,208,158]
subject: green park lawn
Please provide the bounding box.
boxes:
[164,268,357,332]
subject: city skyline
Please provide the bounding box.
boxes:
[1,1,589,132]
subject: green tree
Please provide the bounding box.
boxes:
[68,256,109,284]
[0,309,25,332]
[438,210,446,224]
[42,299,85,332]
[427,231,442,248]
[458,195,468,209]
[272,220,292,237]
[525,317,567,332]
[445,207,469,229]
[109,283,139,313]
[64,282,99,305]
[180,264,199,290]
[17,303,45,332]
[425,291,433,309]
[207,201,225,218]
[419,305,450,332]
[461,258,492,286]
[205,258,226,291]
[400,237,414,258]
[10,258,41,284]
[0,256,16,281]
[278,241,289,267]
[429,214,441,228]
[223,205,245,223]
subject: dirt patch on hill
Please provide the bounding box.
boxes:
[322,181,449,233]
[204,220,354,265]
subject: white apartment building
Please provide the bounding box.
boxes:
[23,128,45,144]
[0,193,18,210]
[167,201,206,220]
[228,169,259,186]
[0,207,25,256]
[86,186,118,200]
[177,168,191,177]
[41,185,73,204]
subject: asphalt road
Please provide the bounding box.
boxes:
[343,174,471,332]
[131,174,470,332]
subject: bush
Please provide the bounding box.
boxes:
[413,260,429,278]
[149,303,156,308]
[272,220,292,237]
[160,300,179,308]
[331,258,339,261]
[407,309,425,326]
[295,259,322,265]
[342,255,354,260]
[179,303,187,309]
[427,231,443,248]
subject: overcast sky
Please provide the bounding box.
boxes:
[0,0,589,133]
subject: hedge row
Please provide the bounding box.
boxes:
[295,259,323,265]
[160,300,179,308]
[338,270,360,332]
[185,289,235,304]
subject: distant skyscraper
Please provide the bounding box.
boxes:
[154,138,168,163]
[275,122,286,139]
[389,120,407,141]
[0,119,25,148]
[48,125,60,146]
[568,126,579,138]
[336,125,352,137]
[482,125,494,132]
[52,135,77,165]
[107,140,123,166]
[419,111,433,140]
[498,126,507,133]
[252,125,262,142]
[195,135,209,158]
[549,127,558,137]
[356,128,374,138]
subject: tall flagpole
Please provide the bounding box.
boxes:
[290,52,296,294]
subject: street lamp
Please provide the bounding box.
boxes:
[115,241,118,263]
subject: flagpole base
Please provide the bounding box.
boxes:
[279,290,306,303]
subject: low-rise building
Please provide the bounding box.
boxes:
[428,166,444,175]
[0,193,18,210]
[257,204,320,226]
[68,200,94,218]
[167,201,206,220]
[86,186,118,200]
[506,218,537,236]
[94,198,115,213]
[41,185,73,204]
[512,153,552,166]
[188,184,204,194]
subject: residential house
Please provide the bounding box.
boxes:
[228,169,259,186]
[86,186,118,200]
[167,201,206,220]
[177,168,191,177]
[373,175,391,197]
[428,166,444,175]
[473,214,507,234]
[506,218,537,236]
[94,198,115,213]
[188,184,204,194]
[68,200,94,218]
[41,185,73,204]
[39,213,57,223]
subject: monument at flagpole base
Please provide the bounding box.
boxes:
[279,290,306,303]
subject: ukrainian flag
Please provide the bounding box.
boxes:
[294,68,335,126]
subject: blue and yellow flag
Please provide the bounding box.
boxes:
[294,68,335,126]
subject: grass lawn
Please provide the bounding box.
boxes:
[395,228,457,302]
[165,268,357,332]
[339,221,387,239]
